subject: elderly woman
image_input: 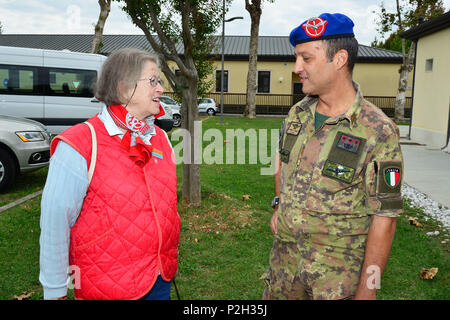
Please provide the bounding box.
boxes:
[39,48,180,300]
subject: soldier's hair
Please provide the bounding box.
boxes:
[323,37,359,75]
[95,48,160,106]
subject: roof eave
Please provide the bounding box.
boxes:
[357,57,402,63]
[400,11,450,40]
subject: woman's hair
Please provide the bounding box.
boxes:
[95,48,160,106]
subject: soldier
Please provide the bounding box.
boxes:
[261,13,403,300]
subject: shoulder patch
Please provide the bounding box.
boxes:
[286,120,302,136]
[377,161,402,194]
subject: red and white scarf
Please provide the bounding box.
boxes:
[107,104,165,167]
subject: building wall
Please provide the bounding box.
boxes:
[353,63,413,97]
[210,60,295,94]
[410,27,450,147]
[163,58,412,98]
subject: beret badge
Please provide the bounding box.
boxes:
[301,17,328,38]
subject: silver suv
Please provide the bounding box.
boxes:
[0,115,51,192]
[160,96,182,127]
[198,98,218,116]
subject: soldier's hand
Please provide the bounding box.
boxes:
[270,209,278,235]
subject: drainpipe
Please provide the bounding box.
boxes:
[442,99,450,152]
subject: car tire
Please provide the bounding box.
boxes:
[0,150,17,193]
[173,114,182,127]
[207,108,216,116]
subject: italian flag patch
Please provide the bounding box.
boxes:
[385,168,400,187]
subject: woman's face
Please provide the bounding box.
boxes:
[124,60,164,120]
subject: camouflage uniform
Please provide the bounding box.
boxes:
[261,82,403,300]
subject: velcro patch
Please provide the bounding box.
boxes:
[280,149,291,163]
[286,121,302,136]
[336,132,362,153]
[322,160,355,184]
[378,161,402,194]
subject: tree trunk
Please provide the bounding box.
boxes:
[244,1,262,118]
[395,40,415,123]
[181,75,201,207]
[90,0,111,54]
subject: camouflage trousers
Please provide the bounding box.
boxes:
[261,234,365,300]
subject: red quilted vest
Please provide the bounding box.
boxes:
[50,116,180,300]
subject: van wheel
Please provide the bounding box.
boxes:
[0,151,17,193]
[173,114,181,127]
[207,108,216,116]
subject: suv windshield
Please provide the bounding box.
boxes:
[160,96,177,105]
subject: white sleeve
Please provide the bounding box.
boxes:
[39,141,89,299]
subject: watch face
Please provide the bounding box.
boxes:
[272,197,280,208]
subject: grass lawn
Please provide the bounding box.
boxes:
[0,116,448,300]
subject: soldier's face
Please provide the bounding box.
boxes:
[293,41,335,95]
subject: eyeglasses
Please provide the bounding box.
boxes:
[138,75,164,88]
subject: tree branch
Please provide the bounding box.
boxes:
[123,0,189,74]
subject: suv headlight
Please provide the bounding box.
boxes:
[16,131,45,142]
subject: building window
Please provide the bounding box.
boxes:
[425,58,433,72]
[215,70,228,92]
[257,70,271,93]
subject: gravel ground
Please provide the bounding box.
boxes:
[402,183,450,242]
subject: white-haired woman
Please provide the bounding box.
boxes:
[40,48,180,300]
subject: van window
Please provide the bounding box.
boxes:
[0,64,98,98]
[48,68,97,97]
[0,64,38,94]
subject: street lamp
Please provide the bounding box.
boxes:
[220,0,243,124]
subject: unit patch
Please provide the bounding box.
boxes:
[286,121,302,136]
[280,149,291,163]
[322,160,355,184]
[336,133,362,153]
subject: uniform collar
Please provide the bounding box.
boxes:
[296,81,364,129]
[340,81,364,129]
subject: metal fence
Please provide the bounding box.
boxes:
[164,92,412,117]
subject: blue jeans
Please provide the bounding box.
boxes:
[139,275,172,300]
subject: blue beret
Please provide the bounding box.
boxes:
[289,13,355,46]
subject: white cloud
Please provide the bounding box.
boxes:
[0,0,449,45]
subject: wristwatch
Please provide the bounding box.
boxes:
[271,196,280,208]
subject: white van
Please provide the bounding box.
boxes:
[0,46,107,134]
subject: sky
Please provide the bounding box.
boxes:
[0,0,449,46]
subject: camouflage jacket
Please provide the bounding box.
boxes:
[277,82,403,245]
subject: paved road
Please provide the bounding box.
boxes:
[399,125,450,208]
